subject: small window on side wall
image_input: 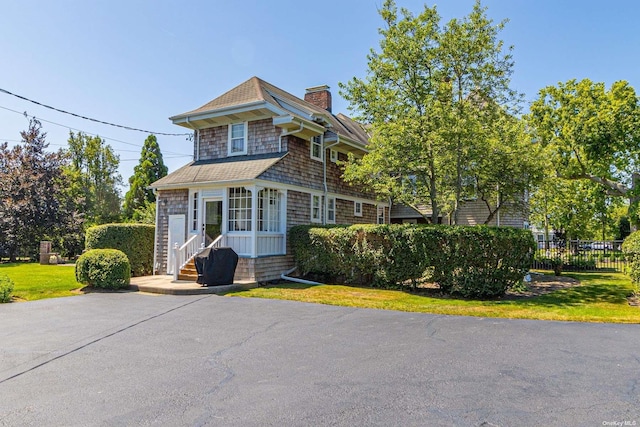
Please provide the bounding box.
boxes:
[327,197,336,224]
[330,149,338,163]
[311,194,322,223]
[377,206,385,224]
[354,201,362,217]
[311,136,323,161]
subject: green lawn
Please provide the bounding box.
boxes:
[0,263,81,301]
[225,272,640,323]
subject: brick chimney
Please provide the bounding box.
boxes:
[304,85,332,112]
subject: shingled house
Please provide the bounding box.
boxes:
[151,77,388,283]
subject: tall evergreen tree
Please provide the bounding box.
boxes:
[123,134,167,219]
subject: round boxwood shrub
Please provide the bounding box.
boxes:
[76,249,131,289]
[85,224,154,277]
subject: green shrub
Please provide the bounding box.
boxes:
[622,232,640,288]
[0,274,14,303]
[76,249,131,289]
[289,224,535,298]
[85,224,154,277]
[428,226,536,297]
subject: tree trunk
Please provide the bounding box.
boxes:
[428,159,439,224]
[630,173,640,232]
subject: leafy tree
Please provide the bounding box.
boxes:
[123,134,167,219]
[340,0,533,224]
[529,177,620,242]
[65,132,122,225]
[130,200,156,224]
[471,114,543,224]
[0,119,82,260]
[529,78,640,228]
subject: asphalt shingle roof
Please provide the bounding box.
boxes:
[173,76,370,147]
[151,152,286,188]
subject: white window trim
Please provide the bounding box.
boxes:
[228,122,248,156]
[329,149,338,163]
[310,135,323,162]
[258,188,282,233]
[311,194,322,223]
[188,190,199,233]
[354,201,363,217]
[326,196,336,224]
[377,205,385,224]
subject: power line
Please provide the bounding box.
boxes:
[0,87,191,137]
[120,155,191,162]
[0,105,190,157]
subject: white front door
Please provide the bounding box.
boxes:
[167,214,186,274]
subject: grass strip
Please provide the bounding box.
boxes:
[225,272,640,323]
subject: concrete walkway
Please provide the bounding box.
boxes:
[129,275,257,295]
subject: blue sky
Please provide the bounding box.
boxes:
[1,0,639,189]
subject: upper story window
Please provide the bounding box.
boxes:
[311,135,323,162]
[354,201,363,217]
[228,122,248,156]
[330,149,338,163]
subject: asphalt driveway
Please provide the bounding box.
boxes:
[0,292,638,426]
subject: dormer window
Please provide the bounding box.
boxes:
[311,135,323,162]
[229,122,248,156]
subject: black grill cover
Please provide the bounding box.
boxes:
[194,247,239,286]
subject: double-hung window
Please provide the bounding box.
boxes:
[311,135,323,161]
[354,201,362,217]
[330,149,338,163]
[377,206,385,224]
[311,194,322,223]
[327,197,336,224]
[228,122,248,156]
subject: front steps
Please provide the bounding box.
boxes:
[177,259,198,281]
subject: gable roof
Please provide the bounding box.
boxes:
[170,77,370,150]
[151,152,286,189]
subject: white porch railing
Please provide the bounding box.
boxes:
[207,234,224,250]
[173,234,225,280]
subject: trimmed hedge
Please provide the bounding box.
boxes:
[0,274,14,303]
[85,223,154,277]
[622,231,640,288]
[290,224,535,298]
[76,249,131,289]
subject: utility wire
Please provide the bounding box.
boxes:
[0,104,190,157]
[0,87,191,137]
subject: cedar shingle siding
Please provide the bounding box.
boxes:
[155,189,189,274]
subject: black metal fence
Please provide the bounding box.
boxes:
[532,239,627,272]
